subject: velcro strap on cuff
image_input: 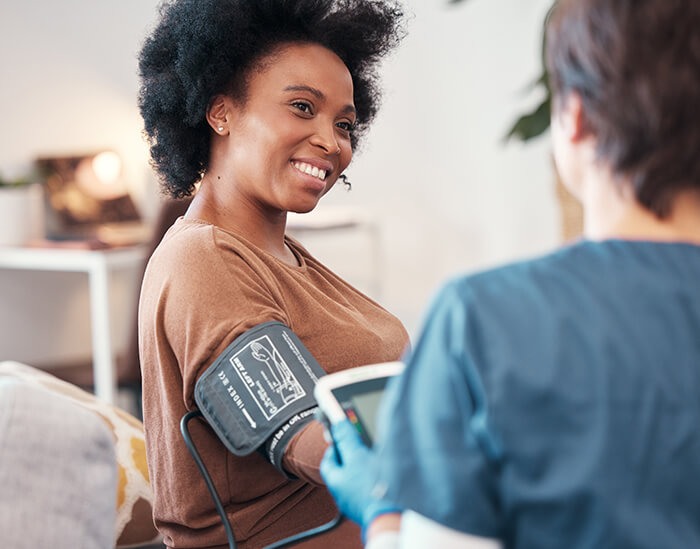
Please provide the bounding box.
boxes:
[262,406,318,477]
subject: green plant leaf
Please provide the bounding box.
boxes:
[503,1,557,142]
[505,96,551,142]
[0,178,30,188]
[448,0,557,142]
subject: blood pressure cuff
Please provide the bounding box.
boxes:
[194,321,326,474]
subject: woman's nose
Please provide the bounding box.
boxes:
[309,122,341,155]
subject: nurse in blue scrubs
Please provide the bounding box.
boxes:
[321,0,700,547]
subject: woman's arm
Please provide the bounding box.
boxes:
[281,420,328,485]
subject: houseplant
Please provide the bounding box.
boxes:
[450,0,582,238]
[450,0,554,141]
[0,170,44,246]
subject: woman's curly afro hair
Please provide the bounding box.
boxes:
[138,0,405,198]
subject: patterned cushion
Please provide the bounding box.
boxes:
[0,379,116,549]
[0,361,160,547]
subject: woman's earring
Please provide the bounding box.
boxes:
[217,126,224,132]
[338,174,352,191]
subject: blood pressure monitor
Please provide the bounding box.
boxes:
[314,361,405,447]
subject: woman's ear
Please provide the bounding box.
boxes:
[556,92,588,143]
[206,95,230,135]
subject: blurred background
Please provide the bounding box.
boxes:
[0,0,568,406]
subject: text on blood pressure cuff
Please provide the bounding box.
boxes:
[194,321,325,473]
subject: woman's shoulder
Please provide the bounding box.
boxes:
[431,241,611,318]
[465,239,700,296]
[141,218,290,326]
[153,218,269,265]
[146,218,280,289]
[450,240,621,293]
[433,239,700,329]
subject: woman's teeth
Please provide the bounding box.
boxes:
[293,162,326,181]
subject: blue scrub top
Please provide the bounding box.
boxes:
[375,240,700,548]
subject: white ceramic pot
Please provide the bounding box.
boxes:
[0,184,44,247]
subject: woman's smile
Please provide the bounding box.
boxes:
[290,157,334,193]
[292,161,329,182]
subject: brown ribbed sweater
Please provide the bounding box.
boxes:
[139,218,409,549]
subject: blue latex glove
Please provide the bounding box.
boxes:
[320,419,400,537]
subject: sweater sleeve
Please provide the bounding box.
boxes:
[153,228,291,409]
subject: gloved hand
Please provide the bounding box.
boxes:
[320,419,400,537]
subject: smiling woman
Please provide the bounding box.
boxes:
[199,43,356,243]
[136,1,407,548]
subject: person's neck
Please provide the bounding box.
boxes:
[581,171,700,246]
[185,178,297,265]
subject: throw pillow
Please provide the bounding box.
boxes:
[0,361,160,547]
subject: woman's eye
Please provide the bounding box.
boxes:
[336,121,355,133]
[292,102,312,114]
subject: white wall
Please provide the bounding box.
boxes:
[315,0,559,333]
[0,1,160,204]
[0,0,559,366]
[0,0,161,365]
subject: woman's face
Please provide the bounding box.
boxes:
[217,42,355,215]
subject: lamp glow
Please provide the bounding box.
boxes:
[92,151,122,185]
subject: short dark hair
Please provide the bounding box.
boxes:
[546,0,700,217]
[138,0,405,198]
